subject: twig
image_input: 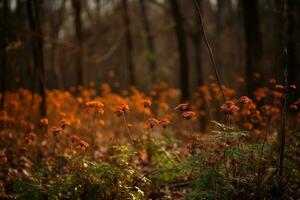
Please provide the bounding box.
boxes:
[256,117,272,197]
[132,169,160,187]
[192,0,226,102]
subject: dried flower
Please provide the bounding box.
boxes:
[175,103,190,112]
[40,118,49,126]
[142,99,152,108]
[159,118,171,128]
[145,118,159,129]
[78,140,89,150]
[51,126,64,136]
[182,111,196,120]
[238,96,252,104]
[0,155,7,165]
[220,101,239,115]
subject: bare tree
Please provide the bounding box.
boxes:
[26,0,46,118]
[242,0,263,96]
[0,0,8,111]
[170,0,190,101]
[122,0,136,86]
[72,0,84,86]
[139,0,157,84]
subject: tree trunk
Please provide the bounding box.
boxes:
[0,0,8,112]
[26,0,47,118]
[72,0,84,86]
[50,0,66,89]
[122,0,136,86]
[170,0,190,101]
[139,0,157,84]
[242,0,263,96]
[287,0,300,96]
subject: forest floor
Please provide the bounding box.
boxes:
[0,82,299,199]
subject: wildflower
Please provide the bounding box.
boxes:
[97,119,105,127]
[86,100,104,114]
[186,143,193,149]
[290,85,297,90]
[269,79,276,84]
[253,129,262,136]
[175,103,190,112]
[68,134,80,143]
[78,140,89,150]
[182,111,196,120]
[145,118,159,129]
[290,104,298,110]
[159,118,171,128]
[59,119,71,129]
[142,99,152,108]
[19,145,27,153]
[243,122,253,130]
[220,100,239,115]
[26,132,36,142]
[275,84,284,90]
[51,126,63,136]
[136,150,147,160]
[238,96,252,104]
[40,118,49,126]
[113,103,129,117]
[0,155,7,165]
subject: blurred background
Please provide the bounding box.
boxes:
[0,0,299,100]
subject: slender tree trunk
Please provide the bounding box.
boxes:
[122,0,136,86]
[72,0,84,86]
[26,0,46,118]
[0,0,8,111]
[95,0,101,24]
[50,0,66,89]
[287,0,300,96]
[242,0,263,96]
[215,0,225,73]
[170,0,190,101]
[139,0,157,84]
[193,0,207,132]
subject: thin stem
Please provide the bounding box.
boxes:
[123,114,135,146]
[256,117,271,196]
[192,0,226,102]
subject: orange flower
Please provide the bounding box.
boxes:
[0,155,7,165]
[175,103,190,112]
[86,100,104,114]
[113,103,129,117]
[238,96,252,104]
[220,100,239,115]
[97,119,105,127]
[27,132,36,142]
[269,79,276,84]
[59,119,71,129]
[51,126,64,136]
[253,129,262,136]
[142,99,152,108]
[78,140,89,150]
[186,143,193,149]
[145,118,159,129]
[40,118,49,126]
[136,150,147,160]
[275,84,284,90]
[182,111,196,120]
[159,118,171,128]
[243,122,253,130]
[68,134,80,143]
[290,104,298,110]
